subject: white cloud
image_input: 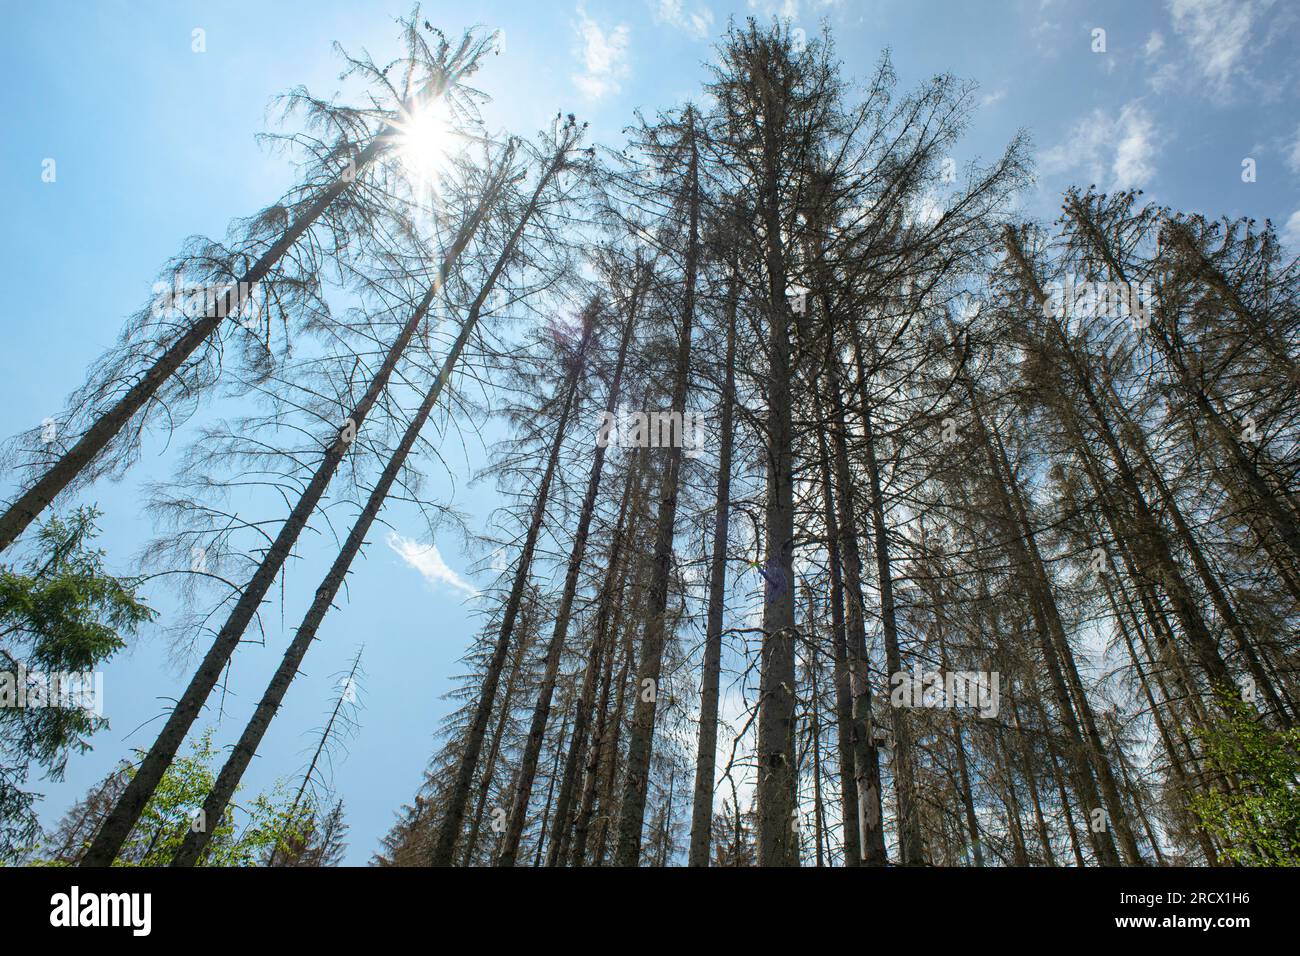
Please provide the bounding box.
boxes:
[387,532,478,597]
[1283,209,1300,248]
[1147,62,1179,93]
[1031,17,1064,57]
[1286,125,1300,174]
[573,4,631,101]
[655,0,715,39]
[1113,105,1159,187]
[980,88,1007,108]
[1041,101,1161,190]
[1144,30,1165,57]
[1167,0,1261,98]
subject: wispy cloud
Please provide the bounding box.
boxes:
[1286,124,1300,175]
[654,0,715,39]
[573,4,631,101]
[1283,209,1300,249]
[1041,101,1162,190]
[1167,0,1262,99]
[387,533,478,598]
[1147,61,1179,93]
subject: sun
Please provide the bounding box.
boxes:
[393,99,455,186]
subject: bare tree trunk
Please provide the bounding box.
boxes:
[933,606,984,867]
[613,111,701,866]
[574,481,646,865]
[1008,688,1056,866]
[687,270,737,867]
[531,699,571,867]
[552,449,647,864]
[824,383,888,865]
[590,597,639,866]
[429,299,595,865]
[0,61,482,555]
[1105,569,1219,864]
[993,420,1140,864]
[800,599,828,867]
[170,138,567,865]
[994,722,1029,865]
[855,383,923,865]
[547,453,641,866]
[815,434,863,866]
[951,714,983,866]
[960,370,1121,865]
[1004,226,1236,700]
[80,167,507,867]
[495,275,643,866]
[464,625,534,865]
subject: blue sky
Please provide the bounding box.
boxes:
[2,0,1298,865]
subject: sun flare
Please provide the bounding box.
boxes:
[394,99,454,185]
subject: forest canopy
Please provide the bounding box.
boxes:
[2,8,1298,871]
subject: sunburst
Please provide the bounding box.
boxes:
[392,98,456,187]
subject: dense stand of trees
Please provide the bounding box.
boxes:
[3,14,1298,867]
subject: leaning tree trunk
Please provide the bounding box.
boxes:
[570,471,646,865]
[546,448,643,865]
[495,274,642,866]
[1065,211,1300,571]
[960,366,1121,865]
[0,66,478,555]
[429,300,595,865]
[169,168,548,864]
[80,164,508,867]
[1004,226,1236,698]
[464,621,534,865]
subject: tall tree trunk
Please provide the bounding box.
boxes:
[429,296,595,865]
[590,592,640,866]
[464,624,535,865]
[495,276,643,866]
[613,112,701,866]
[559,452,644,863]
[547,451,642,866]
[531,698,571,867]
[807,621,827,868]
[168,140,567,866]
[81,165,508,867]
[824,382,888,865]
[853,379,923,865]
[815,433,864,866]
[1004,226,1237,698]
[959,366,1121,865]
[687,270,737,867]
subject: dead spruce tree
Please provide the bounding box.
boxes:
[170,123,587,866]
[0,15,495,555]
[81,141,519,867]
